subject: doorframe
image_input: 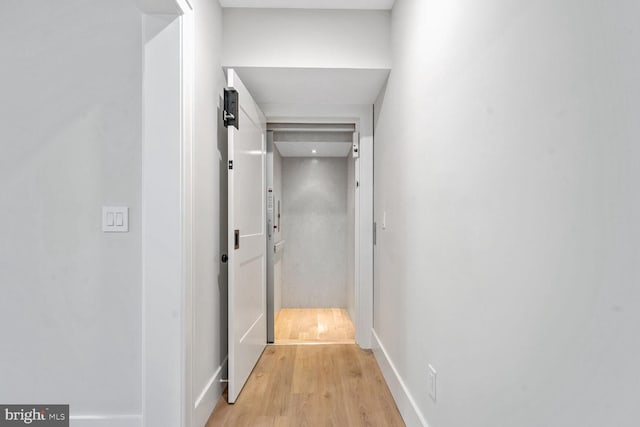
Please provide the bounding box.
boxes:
[261,104,374,349]
[140,0,195,426]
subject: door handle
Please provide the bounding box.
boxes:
[221,254,228,263]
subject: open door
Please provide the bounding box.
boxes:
[226,69,267,403]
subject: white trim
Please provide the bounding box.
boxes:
[194,356,229,409]
[371,329,429,427]
[69,414,141,427]
[141,12,187,427]
[180,5,195,427]
[271,342,355,346]
[354,134,361,344]
[218,0,395,10]
[192,357,228,426]
[70,415,141,420]
[141,2,195,427]
[357,109,373,349]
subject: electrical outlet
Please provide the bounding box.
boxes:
[428,364,437,402]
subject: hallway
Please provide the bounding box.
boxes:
[4,1,640,426]
[206,344,404,426]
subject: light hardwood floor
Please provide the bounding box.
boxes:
[275,308,355,344]
[206,344,405,427]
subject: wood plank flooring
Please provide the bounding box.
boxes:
[275,308,355,344]
[206,344,405,427]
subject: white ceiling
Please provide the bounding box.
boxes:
[219,0,395,10]
[231,67,390,106]
[275,141,352,157]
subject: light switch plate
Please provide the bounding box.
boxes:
[103,207,129,233]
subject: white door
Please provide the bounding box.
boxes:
[227,69,267,403]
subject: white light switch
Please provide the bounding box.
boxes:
[103,207,129,232]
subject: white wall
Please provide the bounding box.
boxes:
[189,0,228,425]
[0,0,143,425]
[373,1,640,426]
[281,157,349,308]
[222,8,391,69]
[1,1,227,426]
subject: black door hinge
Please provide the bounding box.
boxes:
[228,160,233,170]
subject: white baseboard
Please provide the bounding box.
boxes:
[69,414,141,427]
[371,329,430,427]
[193,356,228,427]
